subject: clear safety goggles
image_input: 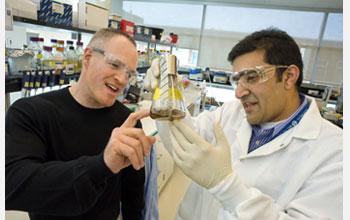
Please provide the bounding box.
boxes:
[229,65,288,89]
[92,48,137,79]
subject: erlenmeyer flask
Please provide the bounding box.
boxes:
[150,54,186,120]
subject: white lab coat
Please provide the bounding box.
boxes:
[157,96,343,220]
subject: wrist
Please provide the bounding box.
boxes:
[208,172,254,212]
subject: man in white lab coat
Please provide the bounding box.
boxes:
[144,28,342,219]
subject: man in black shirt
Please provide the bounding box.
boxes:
[6,28,156,220]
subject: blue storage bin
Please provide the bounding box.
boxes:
[37,0,72,26]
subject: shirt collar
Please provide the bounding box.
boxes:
[252,93,307,135]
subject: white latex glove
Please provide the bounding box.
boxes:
[144,57,184,92]
[144,58,160,92]
[169,120,233,189]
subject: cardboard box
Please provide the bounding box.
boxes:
[108,14,121,29]
[7,0,37,20]
[120,19,135,37]
[37,0,72,26]
[109,14,121,21]
[108,19,121,29]
[78,2,108,31]
[143,27,152,40]
[134,25,144,39]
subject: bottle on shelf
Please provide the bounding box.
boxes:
[27,37,42,70]
[40,46,54,92]
[65,40,74,55]
[75,42,84,73]
[42,46,55,70]
[5,48,9,78]
[139,51,147,67]
[38,38,44,49]
[148,49,153,65]
[50,39,57,54]
[57,40,65,50]
[144,51,148,67]
[65,46,77,75]
[54,47,65,75]
[137,51,142,67]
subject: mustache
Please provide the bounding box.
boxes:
[240,94,257,103]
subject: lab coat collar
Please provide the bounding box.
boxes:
[236,114,252,158]
[238,96,322,159]
[291,96,322,140]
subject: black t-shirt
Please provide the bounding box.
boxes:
[5,87,145,220]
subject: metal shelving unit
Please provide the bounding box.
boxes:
[6,16,176,94]
[12,16,176,48]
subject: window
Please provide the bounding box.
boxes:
[173,48,198,68]
[123,2,203,50]
[123,2,342,86]
[199,5,325,82]
[312,13,343,86]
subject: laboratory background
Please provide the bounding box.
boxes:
[4,0,343,219]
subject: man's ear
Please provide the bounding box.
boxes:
[283,64,300,90]
[82,47,92,68]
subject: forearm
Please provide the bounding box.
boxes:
[210,166,342,220]
[121,165,145,220]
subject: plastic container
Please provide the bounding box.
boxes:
[38,37,44,49]
[213,72,228,84]
[189,68,203,81]
[50,39,57,54]
[65,46,77,75]
[120,19,135,37]
[65,40,74,54]
[169,33,178,43]
[57,40,65,49]
[27,37,42,70]
[54,47,65,75]
[75,42,84,73]
[150,27,164,40]
[42,46,55,70]
[7,49,34,75]
[5,48,9,78]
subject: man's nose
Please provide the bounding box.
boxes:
[113,71,128,83]
[235,82,250,99]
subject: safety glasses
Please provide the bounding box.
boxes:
[229,65,288,89]
[92,48,137,80]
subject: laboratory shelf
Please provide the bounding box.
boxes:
[6,16,175,94]
[13,16,95,35]
[12,16,177,47]
[5,73,80,93]
[5,66,149,93]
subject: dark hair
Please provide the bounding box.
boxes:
[88,28,136,48]
[227,27,303,90]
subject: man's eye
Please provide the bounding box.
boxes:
[110,63,120,69]
[245,73,259,83]
[231,75,239,82]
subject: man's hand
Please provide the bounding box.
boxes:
[170,120,233,189]
[103,109,156,174]
[144,58,160,92]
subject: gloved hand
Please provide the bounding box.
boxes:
[169,120,233,189]
[144,58,160,92]
[144,57,183,92]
